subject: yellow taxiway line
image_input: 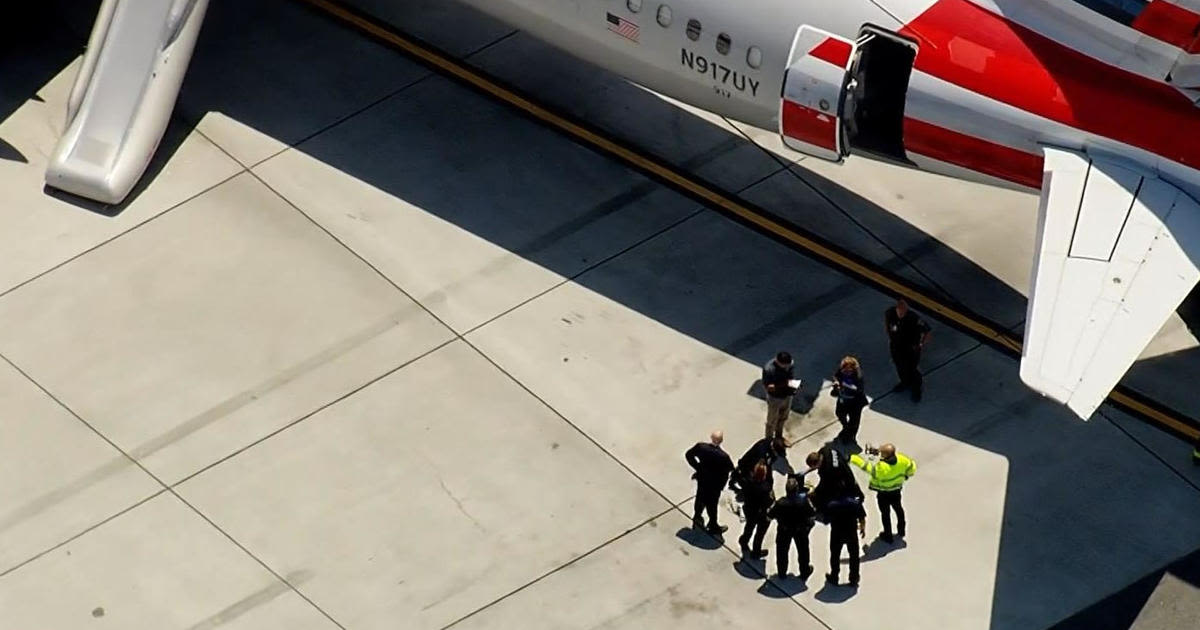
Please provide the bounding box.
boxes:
[299,0,1200,443]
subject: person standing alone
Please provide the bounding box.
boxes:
[762,352,799,439]
[685,430,734,535]
[884,298,931,402]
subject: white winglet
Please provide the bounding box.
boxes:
[1021,147,1200,419]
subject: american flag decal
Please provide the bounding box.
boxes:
[606,12,639,42]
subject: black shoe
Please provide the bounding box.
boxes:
[693,516,705,530]
[849,577,859,588]
[881,533,894,544]
[800,565,814,580]
[753,549,769,559]
[898,528,906,538]
[825,573,838,586]
[707,524,728,535]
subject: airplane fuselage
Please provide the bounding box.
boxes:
[457,0,1200,197]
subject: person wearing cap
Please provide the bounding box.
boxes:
[851,443,917,543]
[762,351,799,439]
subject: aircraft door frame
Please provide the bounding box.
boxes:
[779,25,855,162]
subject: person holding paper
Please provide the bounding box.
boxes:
[762,351,800,440]
[831,356,868,444]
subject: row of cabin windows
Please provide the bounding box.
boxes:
[625,0,763,69]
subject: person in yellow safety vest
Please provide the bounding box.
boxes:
[850,443,915,544]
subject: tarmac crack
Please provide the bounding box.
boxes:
[435,474,486,533]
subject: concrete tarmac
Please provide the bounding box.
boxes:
[1,1,1198,629]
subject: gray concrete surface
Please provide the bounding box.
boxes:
[0,172,452,484]
[0,493,337,629]
[1,1,1198,629]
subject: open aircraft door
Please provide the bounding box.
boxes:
[780,26,855,163]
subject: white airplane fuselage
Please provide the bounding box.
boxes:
[458,0,805,133]
[456,0,1200,198]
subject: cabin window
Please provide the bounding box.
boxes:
[747,45,762,69]
[716,32,731,55]
[626,0,642,13]
[686,18,702,41]
[656,5,672,27]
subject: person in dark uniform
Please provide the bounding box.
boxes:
[685,430,734,535]
[738,461,774,559]
[768,477,817,579]
[730,436,787,494]
[762,352,799,440]
[824,485,867,587]
[805,444,862,517]
[884,298,932,401]
[831,356,868,444]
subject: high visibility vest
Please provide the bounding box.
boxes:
[850,452,916,492]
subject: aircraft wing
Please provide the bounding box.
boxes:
[1020,147,1200,418]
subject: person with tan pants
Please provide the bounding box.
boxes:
[762,351,799,439]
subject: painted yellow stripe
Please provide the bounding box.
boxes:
[298,0,1200,443]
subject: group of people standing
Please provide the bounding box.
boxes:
[762,297,932,445]
[685,434,916,587]
[681,297,927,589]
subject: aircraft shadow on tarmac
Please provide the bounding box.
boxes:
[7,1,1200,629]
[0,5,77,167]
[1048,547,1200,630]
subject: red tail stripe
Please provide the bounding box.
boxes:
[903,117,1044,189]
[1133,0,1200,53]
[901,0,1200,172]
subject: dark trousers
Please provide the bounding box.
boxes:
[890,345,923,394]
[739,508,769,551]
[835,401,864,443]
[693,482,722,528]
[776,528,810,576]
[877,489,905,536]
[829,526,860,582]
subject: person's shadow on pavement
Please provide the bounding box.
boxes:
[674,527,723,550]
[757,574,810,598]
[863,537,907,561]
[814,581,858,603]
